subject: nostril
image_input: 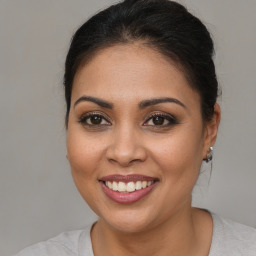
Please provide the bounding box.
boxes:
[108,157,140,167]
[105,137,147,166]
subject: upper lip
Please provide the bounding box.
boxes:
[99,174,159,183]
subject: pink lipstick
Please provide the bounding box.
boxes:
[99,174,158,204]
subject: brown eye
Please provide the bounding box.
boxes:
[90,115,103,125]
[152,116,165,125]
[79,113,110,126]
[144,113,177,127]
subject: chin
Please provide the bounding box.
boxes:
[96,206,161,234]
[104,218,152,234]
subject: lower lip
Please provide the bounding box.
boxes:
[100,182,158,204]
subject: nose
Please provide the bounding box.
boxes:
[106,126,147,167]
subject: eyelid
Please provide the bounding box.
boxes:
[77,111,177,128]
[143,111,177,126]
[78,111,112,125]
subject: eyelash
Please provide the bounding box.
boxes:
[78,112,111,127]
[144,113,178,127]
[78,112,178,128]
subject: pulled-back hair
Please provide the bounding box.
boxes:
[64,0,218,126]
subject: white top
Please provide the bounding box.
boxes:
[15,213,256,256]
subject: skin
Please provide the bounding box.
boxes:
[67,43,221,256]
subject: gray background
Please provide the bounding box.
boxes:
[0,0,255,255]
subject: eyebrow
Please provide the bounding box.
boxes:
[139,97,186,109]
[74,96,113,109]
[74,96,186,110]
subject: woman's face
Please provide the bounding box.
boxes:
[67,44,216,233]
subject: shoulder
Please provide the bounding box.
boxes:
[210,212,256,256]
[14,226,93,256]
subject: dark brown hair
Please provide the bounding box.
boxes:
[64,0,218,126]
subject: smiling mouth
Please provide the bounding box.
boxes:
[103,180,155,193]
[99,175,159,204]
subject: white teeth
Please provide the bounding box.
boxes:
[135,181,142,190]
[112,181,118,191]
[142,181,147,188]
[106,181,112,189]
[105,180,154,193]
[118,182,126,192]
[127,182,136,192]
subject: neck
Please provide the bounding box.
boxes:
[91,207,212,256]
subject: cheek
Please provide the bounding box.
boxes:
[149,128,204,182]
[66,128,106,213]
[66,127,107,200]
[67,128,103,172]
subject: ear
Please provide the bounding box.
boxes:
[202,103,221,160]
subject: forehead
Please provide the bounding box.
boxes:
[72,44,200,106]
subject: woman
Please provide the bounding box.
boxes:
[16,0,256,255]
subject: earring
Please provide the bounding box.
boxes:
[204,146,213,163]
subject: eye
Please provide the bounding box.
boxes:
[144,113,177,127]
[78,112,111,127]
